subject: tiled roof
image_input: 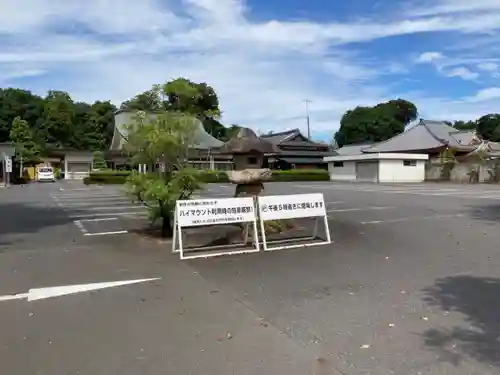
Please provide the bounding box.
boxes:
[449,130,479,145]
[260,129,331,151]
[336,143,374,155]
[260,129,301,144]
[111,110,223,151]
[363,119,475,153]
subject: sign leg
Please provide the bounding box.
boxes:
[313,217,319,239]
[242,223,250,245]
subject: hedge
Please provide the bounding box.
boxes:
[83,169,329,185]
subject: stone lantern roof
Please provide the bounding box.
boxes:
[218,127,280,154]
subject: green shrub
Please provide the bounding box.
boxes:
[83,173,129,185]
[83,168,329,185]
[54,167,62,180]
[197,170,230,183]
[90,170,132,177]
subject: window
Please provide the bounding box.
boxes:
[333,161,344,168]
[403,160,417,167]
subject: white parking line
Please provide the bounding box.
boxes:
[66,205,144,211]
[73,220,88,234]
[53,195,131,201]
[59,187,102,192]
[54,194,128,199]
[474,195,500,200]
[361,213,465,225]
[70,212,148,218]
[78,217,118,222]
[84,230,128,236]
[296,184,500,199]
[57,201,134,207]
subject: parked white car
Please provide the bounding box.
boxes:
[37,167,56,182]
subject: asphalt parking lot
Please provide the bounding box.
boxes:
[2,180,500,375]
[51,183,149,236]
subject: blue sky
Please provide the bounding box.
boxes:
[1,0,500,142]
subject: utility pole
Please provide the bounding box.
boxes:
[303,99,312,139]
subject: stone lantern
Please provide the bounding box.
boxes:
[218,127,280,197]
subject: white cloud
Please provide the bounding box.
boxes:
[0,66,45,83]
[415,52,481,81]
[444,66,479,80]
[409,0,500,17]
[465,87,500,102]
[477,62,498,72]
[2,0,500,138]
[417,52,444,63]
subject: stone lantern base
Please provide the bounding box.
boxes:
[227,168,272,197]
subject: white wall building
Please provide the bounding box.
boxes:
[324,153,429,183]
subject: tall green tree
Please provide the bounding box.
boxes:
[125,110,204,237]
[476,114,500,142]
[120,78,227,139]
[70,101,116,150]
[38,91,76,149]
[163,78,221,118]
[0,88,43,143]
[453,120,477,131]
[334,99,418,147]
[9,116,40,173]
[120,89,162,112]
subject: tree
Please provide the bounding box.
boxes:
[120,78,228,139]
[124,110,204,237]
[330,135,339,150]
[453,120,477,131]
[38,91,76,149]
[0,88,44,143]
[92,151,107,170]
[334,99,418,147]
[9,117,40,175]
[120,89,162,112]
[202,117,227,140]
[164,78,221,118]
[476,114,500,142]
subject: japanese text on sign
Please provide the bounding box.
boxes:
[176,197,256,227]
[258,193,326,220]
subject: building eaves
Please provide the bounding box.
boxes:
[260,129,300,144]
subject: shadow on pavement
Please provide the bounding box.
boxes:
[422,275,500,367]
[467,204,500,223]
[0,202,73,247]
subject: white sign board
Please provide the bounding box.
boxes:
[257,193,331,251]
[4,157,12,173]
[173,197,260,259]
[258,193,327,220]
[176,197,256,227]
